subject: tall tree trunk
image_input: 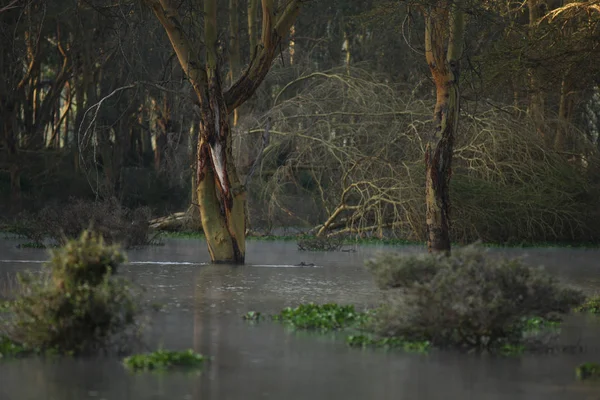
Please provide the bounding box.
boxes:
[423,0,465,254]
[149,0,300,264]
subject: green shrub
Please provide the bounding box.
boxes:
[0,231,141,355]
[366,246,585,351]
[123,349,206,371]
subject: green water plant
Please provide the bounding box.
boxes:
[574,296,600,314]
[0,230,141,355]
[346,334,430,352]
[273,303,369,331]
[242,311,264,321]
[576,362,600,381]
[123,349,206,371]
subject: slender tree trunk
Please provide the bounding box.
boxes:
[248,0,260,60]
[229,0,241,126]
[527,0,545,135]
[423,0,465,254]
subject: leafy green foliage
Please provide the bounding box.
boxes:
[242,311,264,321]
[346,334,430,352]
[0,231,141,355]
[522,316,561,332]
[0,336,28,358]
[574,296,600,314]
[576,362,600,381]
[123,349,206,372]
[366,246,584,351]
[273,303,368,331]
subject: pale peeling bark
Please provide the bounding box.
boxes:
[424,0,464,254]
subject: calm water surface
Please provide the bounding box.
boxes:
[0,238,599,400]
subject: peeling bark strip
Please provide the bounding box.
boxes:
[423,0,465,254]
[149,0,301,264]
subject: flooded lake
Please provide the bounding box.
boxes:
[0,238,599,400]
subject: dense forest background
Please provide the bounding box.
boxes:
[2,0,600,245]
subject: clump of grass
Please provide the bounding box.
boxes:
[574,296,600,314]
[123,349,206,371]
[0,230,142,355]
[576,362,600,381]
[365,246,584,352]
[273,303,368,331]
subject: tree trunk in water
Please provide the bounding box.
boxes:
[196,0,245,263]
[424,1,465,254]
[150,0,300,263]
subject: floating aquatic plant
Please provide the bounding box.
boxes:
[123,349,206,371]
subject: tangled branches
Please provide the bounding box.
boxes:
[247,67,600,244]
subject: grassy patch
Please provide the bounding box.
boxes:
[576,362,600,381]
[123,349,206,372]
[574,296,600,314]
[273,303,369,331]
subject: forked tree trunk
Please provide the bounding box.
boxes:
[423,0,465,254]
[149,0,300,264]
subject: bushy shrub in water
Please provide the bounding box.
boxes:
[366,246,585,351]
[0,231,141,354]
[366,253,442,289]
